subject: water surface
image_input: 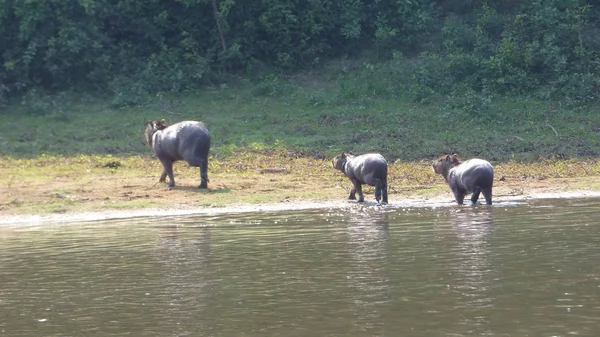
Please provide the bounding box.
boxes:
[1,198,600,336]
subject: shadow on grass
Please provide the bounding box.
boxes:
[169,186,232,194]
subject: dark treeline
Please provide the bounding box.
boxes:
[1,0,600,105]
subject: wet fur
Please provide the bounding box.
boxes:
[332,152,388,204]
[432,154,494,205]
[145,119,211,188]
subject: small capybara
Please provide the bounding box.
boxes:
[332,153,388,204]
[432,153,494,205]
[145,120,211,188]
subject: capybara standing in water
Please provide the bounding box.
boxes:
[432,154,494,205]
[332,153,388,204]
[145,119,211,188]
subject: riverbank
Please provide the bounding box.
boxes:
[3,188,600,226]
[2,153,600,224]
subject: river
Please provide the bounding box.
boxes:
[1,198,600,336]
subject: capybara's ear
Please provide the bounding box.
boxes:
[153,119,168,130]
[445,154,452,161]
[451,153,460,163]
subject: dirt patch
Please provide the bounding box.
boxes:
[2,155,600,225]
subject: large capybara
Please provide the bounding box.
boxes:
[145,119,211,188]
[432,154,494,205]
[332,153,388,204]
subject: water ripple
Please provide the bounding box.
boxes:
[2,198,600,336]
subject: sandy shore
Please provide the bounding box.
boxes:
[3,189,600,226]
[3,156,600,226]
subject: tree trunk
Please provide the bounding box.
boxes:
[212,0,227,52]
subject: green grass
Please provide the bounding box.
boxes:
[3,63,600,162]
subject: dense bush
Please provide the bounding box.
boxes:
[1,0,600,107]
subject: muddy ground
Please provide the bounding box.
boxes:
[2,156,600,225]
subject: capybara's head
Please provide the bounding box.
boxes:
[432,154,454,175]
[432,153,461,174]
[144,119,168,147]
[332,153,351,171]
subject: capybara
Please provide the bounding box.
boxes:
[145,119,211,188]
[433,154,494,205]
[332,153,388,204]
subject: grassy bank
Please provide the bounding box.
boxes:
[3,63,600,216]
[3,61,600,162]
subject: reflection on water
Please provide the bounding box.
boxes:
[152,224,214,335]
[446,208,495,334]
[2,199,600,336]
[342,207,390,334]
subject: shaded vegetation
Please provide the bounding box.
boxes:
[2,0,600,161]
[2,0,600,104]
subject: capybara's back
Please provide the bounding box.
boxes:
[171,121,211,167]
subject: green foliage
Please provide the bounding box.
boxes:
[250,75,290,97]
[434,0,600,101]
[2,0,600,109]
[108,46,211,107]
[0,0,442,104]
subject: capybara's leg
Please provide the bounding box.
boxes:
[482,188,492,205]
[349,187,357,200]
[161,161,175,187]
[159,170,168,183]
[375,183,381,202]
[355,184,365,202]
[471,187,481,205]
[374,179,386,204]
[199,159,209,189]
[452,189,465,205]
